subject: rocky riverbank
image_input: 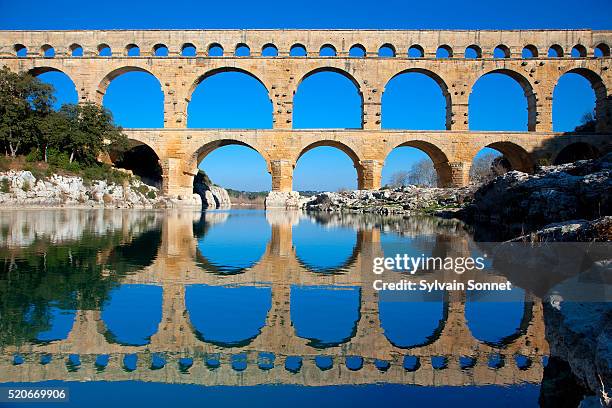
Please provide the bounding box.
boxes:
[0,170,191,208]
[461,152,611,239]
[301,185,475,215]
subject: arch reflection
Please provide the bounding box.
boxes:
[290,285,360,348]
[186,285,271,347]
[292,219,359,273]
[379,290,447,348]
[101,284,163,346]
[465,287,531,347]
[195,211,271,274]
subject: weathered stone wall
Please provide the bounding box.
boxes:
[1,29,610,198]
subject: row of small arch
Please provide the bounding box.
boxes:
[12,352,540,373]
[14,41,612,59]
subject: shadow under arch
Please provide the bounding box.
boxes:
[292,67,364,127]
[555,67,608,129]
[385,140,453,187]
[481,141,535,173]
[553,142,601,165]
[383,68,452,130]
[97,66,162,101]
[108,139,163,188]
[379,291,449,349]
[469,68,537,131]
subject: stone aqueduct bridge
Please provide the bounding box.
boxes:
[0,211,549,387]
[1,29,612,199]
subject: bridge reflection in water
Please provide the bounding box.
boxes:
[0,209,548,388]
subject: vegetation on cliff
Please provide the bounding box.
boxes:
[0,67,128,181]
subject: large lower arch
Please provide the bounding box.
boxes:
[292,67,363,129]
[480,141,534,173]
[554,68,607,132]
[187,68,272,129]
[382,68,451,130]
[108,140,163,188]
[294,140,363,190]
[97,66,161,102]
[99,66,164,128]
[192,139,270,173]
[384,141,453,187]
[189,139,272,197]
[28,67,78,108]
[554,142,601,165]
[469,69,536,131]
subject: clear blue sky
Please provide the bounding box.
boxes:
[4,0,609,191]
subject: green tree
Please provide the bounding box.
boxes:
[0,67,55,156]
[58,103,128,164]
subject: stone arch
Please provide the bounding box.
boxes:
[378,43,396,57]
[571,44,587,58]
[261,43,278,56]
[436,44,453,58]
[383,68,452,130]
[554,142,601,165]
[97,43,111,56]
[290,43,307,56]
[41,44,55,57]
[465,44,482,58]
[108,140,163,188]
[408,44,424,58]
[494,44,511,58]
[153,43,169,57]
[186,67,271,105]
[319,43,337,56]
[191,139,271,175]
[125,43,140,56]
[555,68,608,131]
[595,43,610,57]
[349,44,366,57]
[27,66,79,101]
[522,44,538,58]
[295,140,364,188]
[235,43,250,57]
[548,44,564,58]
[384,140,453,187]
[477,141,535,173]
[97,66,162,102]
[14,43,27,56]
[181,43,196,56]
[69,43,83,56]
[207,43,223,56]
[469,68,537,131]
[292,67,364,128]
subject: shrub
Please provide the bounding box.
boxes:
[25,149,40,162]
[136,184,150,195]
[1,179,10,193]
[22,181,30,192]
[146,190,156,199]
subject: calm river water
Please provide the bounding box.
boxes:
[0,209,574,407]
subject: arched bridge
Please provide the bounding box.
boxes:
[1,29,611,199]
